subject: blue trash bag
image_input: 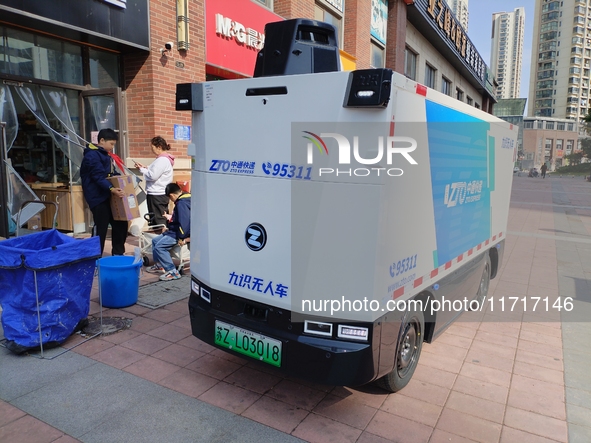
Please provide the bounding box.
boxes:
[0,230,101,354]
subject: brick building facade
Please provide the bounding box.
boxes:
[0,0,494,234]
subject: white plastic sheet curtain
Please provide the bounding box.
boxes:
[0,84,42,224]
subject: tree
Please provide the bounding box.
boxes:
[566,151,584,166]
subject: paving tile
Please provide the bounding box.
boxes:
[223,366,282,394]
[566,403,591,428]
[186,354,242,380]
[52,434,81,443]
[177,335,216,353]
[120,333,171,355]
[365,410,432,443]
[519,330,563,348]
[429,429,478,443]
[123,355,181,382]
[435,331,474,349]
[465,347,515,373]
[519,322,562,339]
[435,408,501,443]
[445,324,478,340]
[394,378,450,407]
[418,350,464,373]
[158,367,219,398]
[512,361,564,386]
[412,364,457,390]
[469,339,517,360]
[500,426,561,443]
[0,415,64,443]
[507,388,566,420]
[168,316,192,331]
[356,431,398,443]
[198,381,261,414]
[146,323,191,343]
[310,394,377,430]
[142,308,186,324]
[71,337,114,357]
[330,386,389,409]
[568,422,591,443]
[0,400,26,426]
[423,341,469,361]
[477,321,521,338]
[91,344,146,369]
[515,349,563,372]
[209,348,249,365]
[242,396,309,434]
[152,343,204,367]
[459,362,512,388]
[164,299,190,313]
[452,375,509,405]
[119,303,152,316]
[99,328,141,345]
[445,391,506,423]
[474,330,519,349]
[267,379,327,411]
[292,413,362,443]
[504,406,568,442]
[510,374,565,403]
[128,316,165,333]
[380,393,441,427]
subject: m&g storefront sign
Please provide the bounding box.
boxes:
[425,0,485,84]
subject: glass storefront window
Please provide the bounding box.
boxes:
[89,49,120,88]
[0,27,83,85]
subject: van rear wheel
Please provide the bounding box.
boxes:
[470,254,491,311]
[376,309,424,392]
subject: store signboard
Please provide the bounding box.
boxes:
[409,0,487,89]
[370,0,388,45]
[206,0,282,77]
[174,124,191,141]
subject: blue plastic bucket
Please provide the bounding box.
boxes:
[98,256,142,308]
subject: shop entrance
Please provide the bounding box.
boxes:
[0,82,124,234]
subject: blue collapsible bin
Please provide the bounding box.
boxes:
[0,230,101,354]
[98,256,141,308]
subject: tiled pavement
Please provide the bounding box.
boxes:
[1,174,591,442]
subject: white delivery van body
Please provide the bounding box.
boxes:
[183,66,517,390]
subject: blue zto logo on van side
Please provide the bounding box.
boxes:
[425,101,491,266]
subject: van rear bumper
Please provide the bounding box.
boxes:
[188,277,381,386]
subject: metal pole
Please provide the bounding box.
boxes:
[0,123,10,238]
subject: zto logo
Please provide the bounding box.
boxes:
[245,223,267,252]
[443,180,484,207]
[301,131,418,177]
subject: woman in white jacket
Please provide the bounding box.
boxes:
[135,136,175,225]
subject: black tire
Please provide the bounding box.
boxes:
[376,308,424,392]
[470,254,491,311]
[142,256,150,266]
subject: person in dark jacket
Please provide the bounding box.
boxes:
[80,128,128,256]
[148,183,191,281]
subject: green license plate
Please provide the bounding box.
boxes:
[214,320,282,367]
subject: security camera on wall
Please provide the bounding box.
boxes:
[165,42,174,51]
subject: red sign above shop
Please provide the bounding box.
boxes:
[206,0,282,78]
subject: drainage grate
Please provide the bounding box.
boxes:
[83,317,133,336]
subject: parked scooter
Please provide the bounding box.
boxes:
[528,168,539,178]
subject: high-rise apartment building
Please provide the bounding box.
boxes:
[490,8,525,100]
[528,0,591,120]
[449,0,469,32]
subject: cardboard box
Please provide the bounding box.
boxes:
[108,175,140,221]
[27,213,42,231]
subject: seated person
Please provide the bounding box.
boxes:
[147,183,191,281]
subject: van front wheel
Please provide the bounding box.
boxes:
[376,309,424,392]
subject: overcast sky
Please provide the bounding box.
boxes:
[466,0,536,102]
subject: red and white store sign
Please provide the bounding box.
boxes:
[206,0,282,77]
